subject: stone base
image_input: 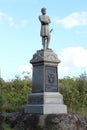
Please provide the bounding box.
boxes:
[24,104,67,114]
[24,92,67,114]
[6,113,87,130]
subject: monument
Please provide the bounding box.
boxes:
[24,8,67,114]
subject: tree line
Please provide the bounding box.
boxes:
[0,72,87,117]
[59,72,87,117]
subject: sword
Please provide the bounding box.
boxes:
[50,28,53,33]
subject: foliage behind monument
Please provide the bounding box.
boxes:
[0,72,87,117]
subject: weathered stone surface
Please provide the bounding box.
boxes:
[5,112,87,130]
[24,49,66,114]
[30,49,61,64]
[5,112,22,128]
[45,114,87,130]
[24,92,67,114]
[30,49,60,93]
[0,113,5,130]
[28,92,63,104]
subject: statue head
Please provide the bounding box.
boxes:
[41,7,46,14]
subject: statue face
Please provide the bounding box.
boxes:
[41,9,46,15]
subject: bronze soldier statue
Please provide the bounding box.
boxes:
[39,8,52,49]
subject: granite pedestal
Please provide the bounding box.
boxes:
[24,49,67,114]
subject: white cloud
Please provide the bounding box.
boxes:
[54,12,87,29]
[21,19,29,27]
[0,12,16,27]
[0,12,6,18]
[59,47,87,75]
[0,11,29,29]
[18,47,87,76]
[0,12,7,23]
[7,15,19,29]
[17,47,87,79]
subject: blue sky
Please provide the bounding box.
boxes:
[0,0,87,80]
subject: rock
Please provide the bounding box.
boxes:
[45,114,87,130]
[0,113,5,130]
[5,112,87,130]
[5,112,22,128]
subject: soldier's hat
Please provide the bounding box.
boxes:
[41,7,46,12]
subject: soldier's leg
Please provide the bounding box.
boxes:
[42,37,45,49]
[47,35,51,48]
